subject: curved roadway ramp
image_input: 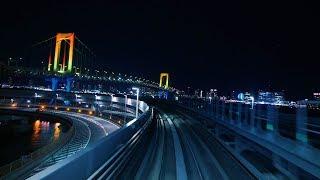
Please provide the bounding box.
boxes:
[24,110,119,179]
[113,106,255,180]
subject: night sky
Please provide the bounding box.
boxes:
[0,1,319,100]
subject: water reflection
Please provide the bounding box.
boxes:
[31,120,61,148]
[54,123,61,141]
[31,120,41,146]
[0,114,67,166]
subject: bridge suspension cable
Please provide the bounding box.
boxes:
[75,36,96,57]
[31,36,56,47]
[27,33,99,75]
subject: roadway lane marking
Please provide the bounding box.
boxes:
[164,114,188,180]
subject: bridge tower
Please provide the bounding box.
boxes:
[159,73,169,89]
[46,33,75,92]
[48,33,75,74]
[159,73,169,99]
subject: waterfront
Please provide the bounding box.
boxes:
[0,113,68,166]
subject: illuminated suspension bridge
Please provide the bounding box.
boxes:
[4,33,175,95]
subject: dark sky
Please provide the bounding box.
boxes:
[0,1,319,99]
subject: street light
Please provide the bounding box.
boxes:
[132,87,139,119]
[55,94,59,107]
[109,94,114,119]
[109,94,114,107]
[249,96,255,109]
[124,94,128,122]
[34,93,38,104]
[8,57,12,66]
[124,94,128,112]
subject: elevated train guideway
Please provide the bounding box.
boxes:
[114,102,255,180]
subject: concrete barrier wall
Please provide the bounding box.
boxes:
[0,88,149,113]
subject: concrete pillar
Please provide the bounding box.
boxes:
[51,77,59,91]
[267,105,279,135]
[221,102,225,121]
[210,101,214,117]
[238,103,242,125]
[250,106,256,129]
[244,105,250,126]
[214,100,218,118]
[211,101,214,117]
[296,105,308,143]
[207,101,212,116]
[229,102,233,122]
[255,105,263,131]
[65,77,73,92]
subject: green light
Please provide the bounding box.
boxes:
[266,123,273,131]
[296,133,308,143]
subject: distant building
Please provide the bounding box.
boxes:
[243,92,252,102]
[0,62,9,85]
[207,89,218,99]
[313,92,320,100]
[297,99,320,110]
[235,92,252,101]
[213,89,218,98]
[257,91,285,104]
[274,92,285,104]
[194,89,200,98]
[230,91,237,100]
